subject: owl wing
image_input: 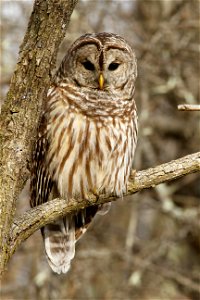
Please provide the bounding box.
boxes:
[30,112,99,274]
[30,114,53,208]
[30,114,76,274]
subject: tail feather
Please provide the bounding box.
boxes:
[42,217,75,274]
[42,206,100,274]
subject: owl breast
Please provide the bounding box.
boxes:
[46,92,136,200]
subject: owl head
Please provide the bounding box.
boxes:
[57,32,137,93]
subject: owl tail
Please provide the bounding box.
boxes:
[42,217,75,274]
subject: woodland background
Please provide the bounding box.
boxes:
[1,1,199,299]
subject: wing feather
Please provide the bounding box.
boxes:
[30,114,53,207]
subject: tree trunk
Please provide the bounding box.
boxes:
[0,0,78,276]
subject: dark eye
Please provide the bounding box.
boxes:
[82,60,95,71]
[108,62,120,71]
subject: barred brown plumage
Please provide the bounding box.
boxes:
[30,32,138,274]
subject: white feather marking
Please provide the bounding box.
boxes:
[43,219,75,274]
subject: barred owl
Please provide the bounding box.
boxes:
[30,32,138,274]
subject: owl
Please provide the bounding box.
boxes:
[30,32,138,274]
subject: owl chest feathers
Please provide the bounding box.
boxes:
[45,88,137,199]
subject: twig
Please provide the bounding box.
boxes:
[178,104,200,111]
[10,151,200,258]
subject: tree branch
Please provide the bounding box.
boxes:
[178,104,200,111]
[10,152,200,258]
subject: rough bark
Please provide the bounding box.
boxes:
[0,0,78,275]
[9,151,200,261]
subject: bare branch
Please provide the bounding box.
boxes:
[10,152,200,258]
[178,104,200,111]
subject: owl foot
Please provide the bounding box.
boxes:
[91,188,100,198]
[130,169,137,179]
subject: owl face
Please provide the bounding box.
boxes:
[62,33,137,93]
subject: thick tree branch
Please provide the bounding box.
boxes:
[10,152,200,258]
[0,0,78,274]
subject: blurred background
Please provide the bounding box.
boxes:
[1,0,200,299]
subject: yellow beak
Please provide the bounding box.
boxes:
[99,73,104,90]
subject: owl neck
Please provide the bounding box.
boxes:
[55,81,136,121]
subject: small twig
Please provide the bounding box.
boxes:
[178,104,200,111]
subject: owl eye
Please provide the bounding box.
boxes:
[108,62,120,71]
[82,60,95,71]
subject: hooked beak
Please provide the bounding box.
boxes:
[99,73,104,90]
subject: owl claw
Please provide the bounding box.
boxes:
[83,191,97,202]
[91,188,99,197]
[130,169,137,179]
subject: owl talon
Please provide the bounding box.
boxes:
[83,191,96,202]
[92,188,100,197]
[130,169,137,179]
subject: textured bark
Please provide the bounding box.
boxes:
[9,151,200,260]
[0,0,78,275]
